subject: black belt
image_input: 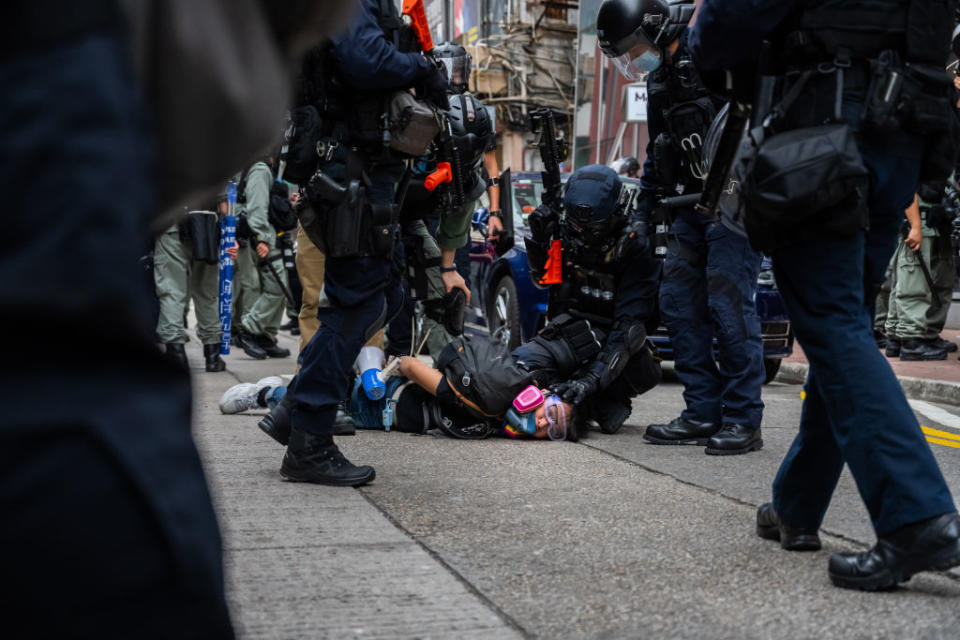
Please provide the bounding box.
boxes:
[1,0,121,61]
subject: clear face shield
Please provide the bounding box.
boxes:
[610,43,663,81]
[440,54,471,88]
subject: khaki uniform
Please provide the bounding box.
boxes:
[154,223,221,345]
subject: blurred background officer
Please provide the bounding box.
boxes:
[526,164,662,435]
[882,189,958,360]
[689,0,959,590]
[0,0,356,636]
[598,0,765,455]
[154,208,226,372]
[234,158,292,360]
[278,0,448,487]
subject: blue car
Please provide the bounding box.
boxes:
[466,172,794,384]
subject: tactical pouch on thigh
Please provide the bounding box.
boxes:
[369,201,398,259]
[180,211,221,264]
[740,70,869,252]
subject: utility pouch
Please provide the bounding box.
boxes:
[740,70,869,252]
[268,181,299,231]
[559,318,603,364]
[441,288,467,337]
[369,201,397,258]
[387,91,439,157]
[178,211,221,264]
[863,51,906,132]
[283,106,323,184]
[325,180,367,258]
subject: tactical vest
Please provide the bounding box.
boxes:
[646,46,718,192]
[548,261,619,327]
[786,0,952,65]
[301,0,419,147]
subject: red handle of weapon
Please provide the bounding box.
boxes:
[538,239,563,285]
[424,162,452,191]
[402,0,434,53]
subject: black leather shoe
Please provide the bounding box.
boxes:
[280,317,298,331]
[644,416,718,445]
[334,405,356,436]
[900,338,948,361]
[235,330,268,359]
[280,430,375,487]
[203,343,226,372]
[828,513,960,591]
[256,335,291,358]
[259,391,293,445]
[756,503,821,551]
[874,330,887,350]
[163,342,188,369]
[705,423,763,455]
[885,336,901,358]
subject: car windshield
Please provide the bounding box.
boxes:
[512,179,544,230]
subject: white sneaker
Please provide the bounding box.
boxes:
[219,376,283,414]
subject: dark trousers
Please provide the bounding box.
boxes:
[0,34,232,637]
[290,163,405,437]
[659,212,765,428]
[771,110,956,536]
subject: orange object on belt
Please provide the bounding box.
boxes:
[402,0,434,52]
[539,239,563,285]
[424,162,452,191]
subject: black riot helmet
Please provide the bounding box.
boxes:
[561,165,629,254]
[597,0,695,80]
[434,42,472,93]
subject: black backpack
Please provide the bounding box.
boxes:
[238,165,299,233]
[436,336,532,420]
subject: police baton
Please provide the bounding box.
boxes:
[912,248,943,312]
[259,254,298,310]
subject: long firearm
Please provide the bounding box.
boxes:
[530,108,567,215]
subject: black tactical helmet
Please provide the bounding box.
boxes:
[597,0,695,79]
[562,164,629,250]
[434,42,472,93]
[446,93,493,171]
[618,156,640,177]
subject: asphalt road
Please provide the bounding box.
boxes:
[196,341,960,639]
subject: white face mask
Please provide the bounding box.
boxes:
[611,48,663,80]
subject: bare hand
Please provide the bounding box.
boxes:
[487,214,503,242]
[226,242,239,260]
[256,242,270,259]
[905,225,922,252]
[289,192,301,206]
[441,269,471,305]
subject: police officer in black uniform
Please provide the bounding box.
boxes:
[275,0,448,487]
[597,0,766,455]
[687,0,960,590]
[526,164,663,434]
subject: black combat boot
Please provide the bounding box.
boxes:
[203,343,226,372]
[874,329,887,350]
[829,513,960,591]
[884,335,902,358]
[756,503,821,551]
[900,338,948,361]
[334,404,357,436]
[933,336,958,353]
[705,423,763,455]
[280,429,375,487]
[235,328,268,359]
[593,399,632,435]
[256,334,291,358]
[259,390,293,445]
[644,416,718,445]
[163,342,188,369]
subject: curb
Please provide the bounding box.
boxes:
[776,361,960,408]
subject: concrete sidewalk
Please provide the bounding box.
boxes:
[777,328,960,406]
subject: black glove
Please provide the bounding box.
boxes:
[551,373,599,406]
[527,203,558,242]
[420,63,449,111]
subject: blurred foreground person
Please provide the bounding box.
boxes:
[0,0,357,636]
[688,0,960,590]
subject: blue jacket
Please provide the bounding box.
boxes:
[329,0,430,90]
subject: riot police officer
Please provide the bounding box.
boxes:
[688,0,960,590]
[275,0,448,487]
[597,0,766,455]
[526,164,662,434]
[388,42,499,359]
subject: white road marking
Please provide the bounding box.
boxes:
[908,400,960,432]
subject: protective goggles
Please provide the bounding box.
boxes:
[543,395,568,441]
